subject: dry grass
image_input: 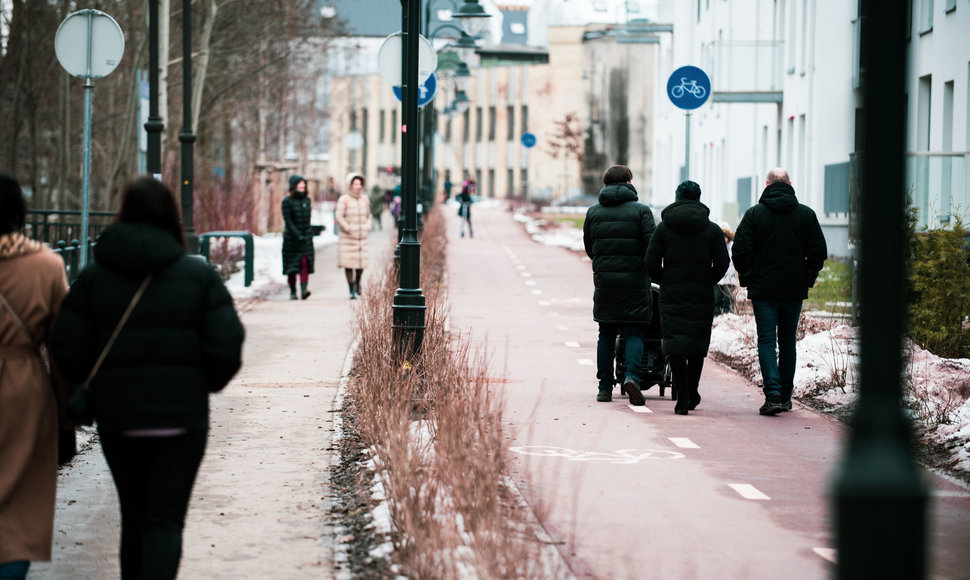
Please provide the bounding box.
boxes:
[343,209,557,578]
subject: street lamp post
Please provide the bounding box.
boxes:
[179,0,198,252]
[146,0,163,177]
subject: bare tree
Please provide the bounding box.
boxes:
[545,112,586,198]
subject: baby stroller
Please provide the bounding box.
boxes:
[616,284,673,398]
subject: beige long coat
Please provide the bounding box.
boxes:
[335,192,372,269]
[0,234,69,563]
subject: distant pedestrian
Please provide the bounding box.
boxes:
[457,178,474,238]
[335,172,372,299]
[732,168,827,416]
[443,177,453,203]
[0,174,70,580]
[282,174,315,300]
[50,176,244,580]
[645,180,730,415]
[583,165,656,405]
[714,224,738,315]
[369,185,385,231]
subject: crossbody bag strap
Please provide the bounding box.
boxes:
[81,274,153,390]
[0,289,36,343]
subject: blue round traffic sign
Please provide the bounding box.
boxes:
[521,132,537,148]
[392,72,438,108]
[667,66,711,110]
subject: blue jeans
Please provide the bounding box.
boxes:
[597,323,644,389]
[751,299,802,401]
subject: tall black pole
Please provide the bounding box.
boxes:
[833,1,927,578]
[179,0,198,252]
[145,0,163,176]
[392,0,427,357]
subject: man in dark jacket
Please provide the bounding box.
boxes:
[646,180,730,415]
[732,168,827,416]
[583,165,656,405]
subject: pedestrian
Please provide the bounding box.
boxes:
[282,174,315,300]
[645,180,730,415]
[732,168,827,416]
[713,223,738,316]
[457,178,474,238]
[49,176,245,580]
[369,184,385,231]
[443,177,453,203]
[335,172,372,300]
[0,174,70,580]
[583,165,656,405]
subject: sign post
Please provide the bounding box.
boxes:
[55,9,124,269]
[666,65,711,180]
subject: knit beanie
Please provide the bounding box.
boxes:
[288,174,305,193]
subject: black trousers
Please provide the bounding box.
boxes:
[669,354,705,409]
[99,429,207,580]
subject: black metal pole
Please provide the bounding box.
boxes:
[145,0,163,176]
[179,0,198,252]
[832,1,927,578]
[392,0,427,357]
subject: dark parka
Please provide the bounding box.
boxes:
[583,182,656,324]
[645,199,730,357]
[731,182,827,300]
[50,223,245,431]
[281,176,314,275]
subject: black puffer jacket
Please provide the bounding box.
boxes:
[646,200,730,356]
[51,223,245,431]
[732,182,827,300]
[583,182,656,324]
[282,193,314,275]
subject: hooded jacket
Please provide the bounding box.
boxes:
[583,182,656,324]
[646,199,730,356]
[51,223,244,431]
[732,182,827,300]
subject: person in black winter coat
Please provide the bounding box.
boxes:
[732,168,827,416]
[583,165,656,405]
[282,175,315,300]
[645,180,730,415]
[50,177,245,580]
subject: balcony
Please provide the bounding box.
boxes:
[707,40,783,103]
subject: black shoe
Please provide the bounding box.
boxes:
[759,395,784,416]
[300,283,311,300]
[688,393,701,411]
[780,399,793,412]
[674,408,688,415]
[289,290,298,300]
[624,378,645,406]
[596,388,612,402]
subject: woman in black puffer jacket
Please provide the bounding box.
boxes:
[51,176,244,580]
[646,180,729,415]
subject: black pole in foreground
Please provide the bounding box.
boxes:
[145,0,163,176]
[392,0,427,358]
[179,0,198,252]
[833,2,927,578]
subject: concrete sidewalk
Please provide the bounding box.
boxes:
[32,223,395,579]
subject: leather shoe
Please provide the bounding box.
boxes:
[624,378,645,406]
[596,388,612,402]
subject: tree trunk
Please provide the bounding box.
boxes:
[192,0,218,134]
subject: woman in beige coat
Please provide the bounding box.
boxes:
[0,175,69,579]
[335,172,372,299]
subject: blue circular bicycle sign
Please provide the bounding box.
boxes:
[667,66,710,110]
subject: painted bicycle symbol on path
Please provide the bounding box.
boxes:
[669,77,707,100]
[510,445,684,465]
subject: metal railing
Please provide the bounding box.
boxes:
[24,210,115,284]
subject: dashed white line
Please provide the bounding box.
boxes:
[728,483,770,500]
[577,358,594,366]
[525,280,537,286]
[537,300,550,306]
[556,325,570,331]
[629,405,653,413]
[521,272,532,278]
[564,341,579,348]
[669,437,699,449]
[531,290,543,295]
[516,265,526,270]
[813,548,837,564]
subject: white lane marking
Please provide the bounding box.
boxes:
[728,483,770,500]
[629,405,652,413]
[813,548,837,564]
[556,325,570,331]
[525,280,537,286]
[577,358,594,366]
[510,445,684,464]
[521,272,532,278]
[531,290,543,295]
[538,300,551,306]
[516,265,526,270]
[564,341,580,348]
[669,437,699,449]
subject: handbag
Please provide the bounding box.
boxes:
[67,275,152,425]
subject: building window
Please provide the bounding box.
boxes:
[488,106,496,141]
[520,168,528,193]
[823,162,850,215]
[507,169,514,197]
[737,177,753,213]
[391,110,397,144]
[476,107,483,142]
[445,116,452,143]
[507,106,515,141]
[379,110,385,143]
[488,169,495,197]
[362,108,368,171]
[944,0,955,12]
[463,110,470,143]
[521,105,529,132]
[919,0,934,33]
[475,169,482,193]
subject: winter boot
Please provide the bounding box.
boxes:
[354,280,362,296]
[349,282,357,300]
[289,283,298,300]
[300,283,311,300]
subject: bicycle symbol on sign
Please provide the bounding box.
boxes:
[670,77,707,100]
